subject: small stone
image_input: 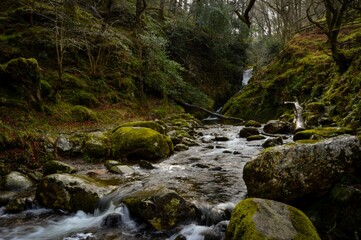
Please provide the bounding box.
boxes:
[174,144,189,151]
[109,165,135,175]
[139,160,156,169]
[104,160,121,170]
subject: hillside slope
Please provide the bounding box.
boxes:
[222,23,361,133]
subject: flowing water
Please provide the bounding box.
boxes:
[242,68,253,86]
[0,124,272,240]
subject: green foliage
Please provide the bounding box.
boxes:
[247,36,284,67]
[140,27,185,97]
[223,24,361,129]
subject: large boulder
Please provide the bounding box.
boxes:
[239,127,259,138]
[225,198,320,240]
[263,120,292,134]
[122,187,197,230]
[244,135,361,202]
[35,174,115,213]
[111,127,173,161]
[3,171,33,191]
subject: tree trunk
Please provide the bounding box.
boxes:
[285,98,306,132]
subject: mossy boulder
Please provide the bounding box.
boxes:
[35,173,115,213]
[111,127,173,161]
[115,121,166,134]
[263,120,292,134]
[225,198,320,240]
[239,127,259,138]
[3,171,33,191]
[293,127,355,141]
[122,186,197,230]
[43,160,77,175]
[262,137,283,148]
[244,135,361,202]
[83,131,110,160]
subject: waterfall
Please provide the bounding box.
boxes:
[242,68,253,86]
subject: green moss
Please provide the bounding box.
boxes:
[114,121,165,134]
[111,127,171,160]
[289,206,320,240]
[225,199,264,240]
[305,102,325,113]
[294,139,320,144]
[247,135,266,141]
[293,127,354,141]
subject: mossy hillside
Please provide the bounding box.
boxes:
[0,0,225,132]
[222,24,361,129]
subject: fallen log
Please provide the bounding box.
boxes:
[175,100,244,123]
[284,98,306,132]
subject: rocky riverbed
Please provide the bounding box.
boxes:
[0,116,360,240]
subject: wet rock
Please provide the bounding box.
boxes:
[83,131,110,160]
[246,135,265,141]
[239,127,259,138]
[56,134,84,156]
[244,135,361,202]
[109,165,135,175]
[201,137,213,143]
[122,186,197,230]
[139,160,156,169]
[198,203,234,226]
[262,137,283,148]
[193,164,209,169]
[104,160,121,170]
[293,127,354,141]
[213,136,230,142]
[225,198,320,240]
[245,120,261,127]
[112,127,173,161]
[101,213,123,228]
[263,120,292,134]
[43,160,77,175]
[167,130,190,145]
[36,173,115,213]
[174,144,189,151]
[4,198,32,213]
[4,171,33,191]
[182,137,199,146]
[0,191,17,206]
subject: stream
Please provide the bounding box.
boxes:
[0,124,280,240]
